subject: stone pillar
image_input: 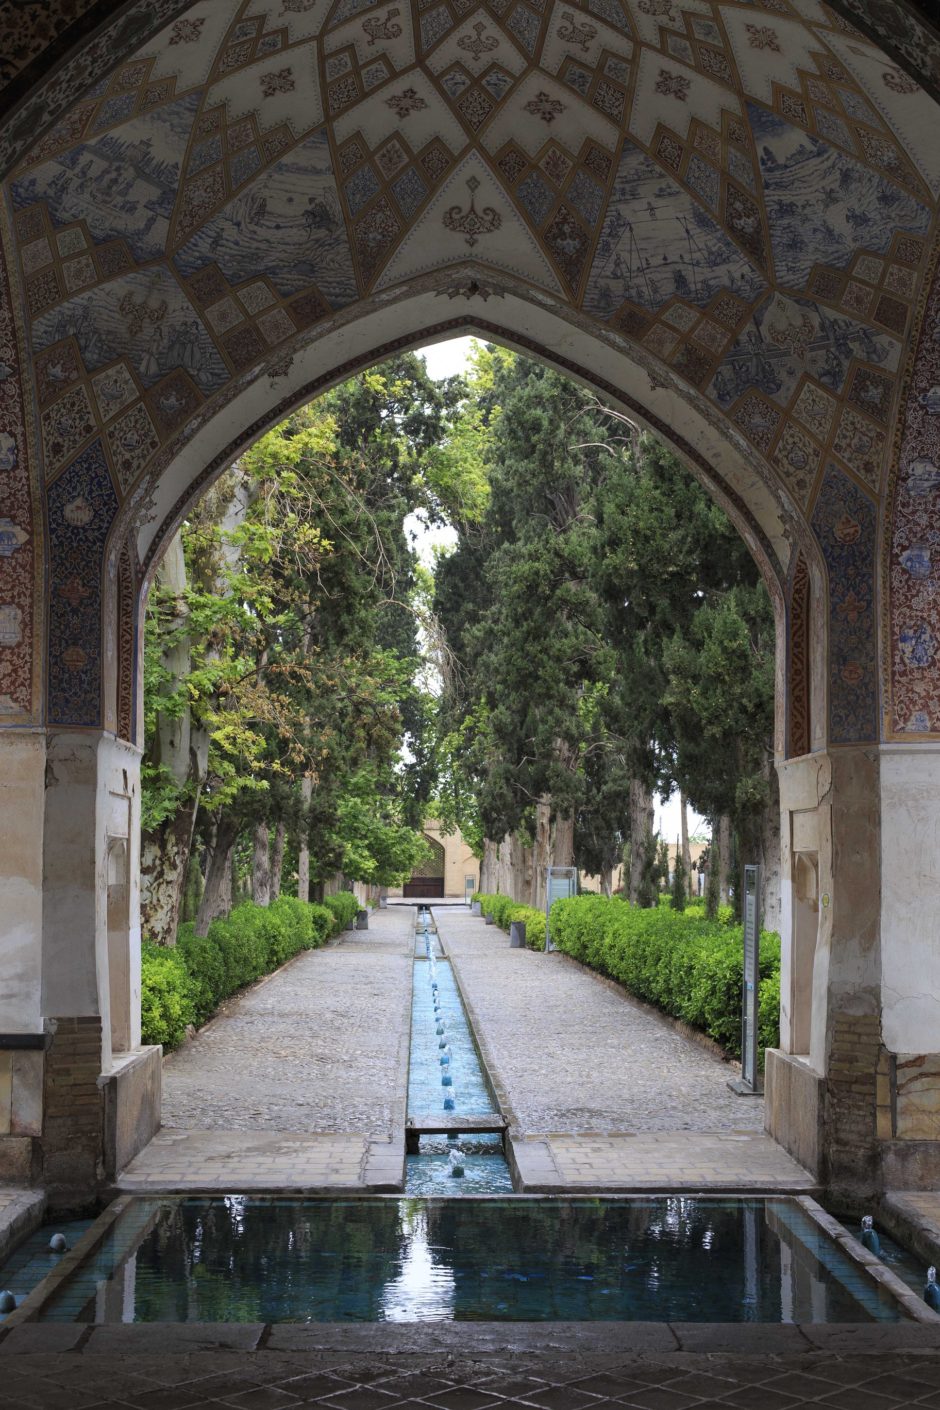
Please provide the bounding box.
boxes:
[766,745,940,1197]
[0,728,160,1199]
[0,732,46,1183]
[876,745,940,1189]
[766,747,883,1192]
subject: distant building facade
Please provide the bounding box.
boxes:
[388,820,479,899]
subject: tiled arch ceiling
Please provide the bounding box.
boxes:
[1,0,940,146]
[5,0,937,524]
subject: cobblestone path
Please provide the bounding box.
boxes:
[435,909,765,1135]
[159,909,414,1137]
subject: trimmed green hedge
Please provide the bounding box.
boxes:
[141,891,358,1049]
[475,892,547,951]
[323,891,360,931]
[547,894,780,1059]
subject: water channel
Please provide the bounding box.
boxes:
[405,907,513,1195]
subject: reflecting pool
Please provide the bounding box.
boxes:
[31,1196,909,1324]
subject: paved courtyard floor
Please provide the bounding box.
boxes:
[435,909,812,1193]
[6,1326,940,1408]
[118,910,414,1192]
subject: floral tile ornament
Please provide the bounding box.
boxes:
[889,253,940,735]
[0,246,35,720]
[812,464,878,744]
[46,439,119,725]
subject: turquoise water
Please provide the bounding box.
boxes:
[408,915,511,1193]
[0,1217,95,1320]
[839,1215,927,1297]
[32,1196,910,1323]
[407,954,499,1122]
[406,1135,515,1195]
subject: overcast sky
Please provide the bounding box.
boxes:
[412,337,709,846]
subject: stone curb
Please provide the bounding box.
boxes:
[6,1321,940,1355]
[432,908,521,1135]
[0,1193,133,1328]
[0,1189,45,1268]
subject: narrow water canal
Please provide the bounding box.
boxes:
[406,908,513,1194]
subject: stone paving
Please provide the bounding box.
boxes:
[117,1131,403,1192]
[7,1327,940,1407]
[117,910,413,1191]
[435,909,812,1193]
[434,910,765,1135]
[160,912,414,1135]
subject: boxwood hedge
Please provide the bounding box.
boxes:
[141,891,359,1049]
[474,892,547,951]
[547,893,780,1059]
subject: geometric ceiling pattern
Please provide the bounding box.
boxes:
[0,0,938,738]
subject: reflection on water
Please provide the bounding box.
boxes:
[36,1196,908,1324]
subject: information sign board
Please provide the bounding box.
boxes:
[740,864,762,1094]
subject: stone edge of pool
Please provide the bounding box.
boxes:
[5,1319,940,1356]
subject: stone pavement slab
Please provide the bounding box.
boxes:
[433,910,765,1137]
[117,909,414,1191]
[115,1130,405,1192]
[511,1133,815,1192]
[159,908,414,1138]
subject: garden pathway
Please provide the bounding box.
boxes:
[118,908,414,1192]
[434,908,813,1192]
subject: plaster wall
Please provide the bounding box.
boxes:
[0,732,45,1033]
[880,746,940,1055]
[40,732,142,1069]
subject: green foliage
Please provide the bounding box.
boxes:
[139,942,196,1048]
[435,364,777,895]
[330,769,431,885]
[308,903,335,944]
[142,350,477,940]
[323,890,360,930]
[548,894,780,1058]
[475,893,547,951]
[140,896,353,1047]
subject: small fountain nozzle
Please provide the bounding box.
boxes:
[860,1215,881,1257]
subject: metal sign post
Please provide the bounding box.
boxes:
[544,866,578,951]
[464,874,476,905]
[728,863,763,1096]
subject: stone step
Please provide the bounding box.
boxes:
[406,1114,507,1134]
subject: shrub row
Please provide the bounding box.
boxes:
[141,892,359,1049]
[474,893,547,951]
[547,894,780,1059]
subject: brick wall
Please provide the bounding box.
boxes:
[826,1011,883,1193]
[41,1016,104,1198]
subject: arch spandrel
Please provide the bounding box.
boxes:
[0,0,936,749]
